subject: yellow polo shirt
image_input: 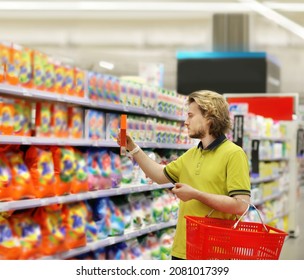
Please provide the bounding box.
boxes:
[164,136,251,259]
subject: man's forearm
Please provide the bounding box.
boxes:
[193,191,250,216]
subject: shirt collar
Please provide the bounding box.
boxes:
[197,134,227,150]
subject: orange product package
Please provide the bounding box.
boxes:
[53,61,65,94]
[13,99,33,136]
[35,102,52,137]
[71,148,89,194]
[0,98,14,135]
[0,42,11,83]
[6,43,21,86]
[0,216,21,260]
[5,149,35,200]
[64,64,75,96]
[62,201,88,249]
[25,146,56,198]
[32,204,67,256]
[0,152,13,201]
[19,46,33,88]
[51,146,76,196]
[74,67,85,98]
[68,106,84,139]
[52,103,69,138]
[44,55,56,92]
[32,50,47,91]
[9,209,42,260]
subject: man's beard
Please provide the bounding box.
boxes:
[188,127,206,139]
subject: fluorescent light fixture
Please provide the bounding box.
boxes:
[240,0,304,40]
[0,1,303,13]
[99,61,114,70]
[265,2,304,12]
[0,2,249,12]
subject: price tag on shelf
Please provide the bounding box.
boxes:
[21,137,31,145]
[22,88,32,97]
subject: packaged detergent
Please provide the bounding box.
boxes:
[5,148,35,200]
[0,42,11,83]
[33,205,66,256]
[0,216,21,260]
[62,201,87,249]
[0,98,14,135]
[51,146,76,196]
[74,67,85,98]
[35,102,52,137]
[32,50,47,90]
[13,99,32,136]
[44,56,56,92]
[68,106,83,139]
[25,146,56,198]
[53,60,65,94]
[52,103,68,138]
[0,149,13,201]
[6,43,20,86]
[71,148,89,194]
[19,46,33,88]
[9,209,42,259]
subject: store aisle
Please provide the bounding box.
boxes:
[279,188,304,260]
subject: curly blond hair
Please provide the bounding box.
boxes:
[187,90,232,137]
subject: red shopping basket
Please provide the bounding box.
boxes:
[185,205,288,260]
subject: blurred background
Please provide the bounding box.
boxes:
[0,0,303,102]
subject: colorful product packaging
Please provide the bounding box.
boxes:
[32,50,47,90]
[5,149,35,200]
[0,216,21,260]
[68,106,83,139]
[62,201,87,249]
[51,146,76,196]
[0,98,14,135]
[71,148,89,194]
[74,67,85,98]
[33,205,67,256]
[52,103,68,138]
[0,152,13,201]
[84,109,105,140]
[35,102,53,137]
[25,146,56,198]
[9,210,42,259]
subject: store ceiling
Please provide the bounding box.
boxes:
[0,0,304,96]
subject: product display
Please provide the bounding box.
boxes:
[0,38,302,261]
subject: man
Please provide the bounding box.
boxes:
[118,90,251,260]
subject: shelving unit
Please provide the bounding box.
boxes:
[0,82,188,260]
[224,93,300,237]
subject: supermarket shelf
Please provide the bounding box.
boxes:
[253,190,288,206]
[250,174,282,184]
[41,219,177,260]
[0,183,174,212]
[0,135,194,149]
[0,83,185,122]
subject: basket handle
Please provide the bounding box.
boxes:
[207,199,269,232]
[232,201,268,232]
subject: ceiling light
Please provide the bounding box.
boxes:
[99,61,114,70]
[240,0,304,40]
